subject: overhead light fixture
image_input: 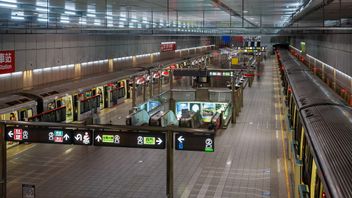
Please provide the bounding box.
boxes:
[65,2,76,15]
[79,17,86,24]
[0,2,17,8]
[118,21,124,28]
[94,19,101,26]
[11,11,25,20]
[65,10,76,15]
[243,10,248,13]
[60,16,69,23]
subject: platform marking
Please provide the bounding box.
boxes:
[275,64,291,198]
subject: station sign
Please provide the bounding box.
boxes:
[5,127,92,145]
[0,50,15,74]
[208,71,233,77]
[175,133,215,152]
[160,42,176,52]
[94,131,166,149]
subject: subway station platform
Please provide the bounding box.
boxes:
[6,57,289,198]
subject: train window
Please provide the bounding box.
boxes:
[19,110,27,121]
[302,138,313,186]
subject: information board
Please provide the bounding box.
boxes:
[175,133,215,152]
[94,131,166,149]
[5,127,92,145]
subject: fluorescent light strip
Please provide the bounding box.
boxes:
[0,2,17,8]
[38,18,48,22]
[0,73,11,78]
[65,10,76,15]
[11,16,25,20]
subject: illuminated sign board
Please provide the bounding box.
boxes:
[175,133,214,152]
[5,127,92,145]
[94,131,165,149]
[160,42,176,52]
[208,71,233,77]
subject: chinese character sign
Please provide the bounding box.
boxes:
[160,42,176,52]
[0,50,15,74]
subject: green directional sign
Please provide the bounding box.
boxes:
[102,135,114,143]
[144,137,156,145]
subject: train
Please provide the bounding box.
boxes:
[275,45,352,198]
[0,54,210,124]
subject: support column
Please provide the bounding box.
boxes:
[143,83,146,102]
[169,70,174,112]
[0,123,6,198]
[231,76,236,123]
[149,77,153,99]
[132,77,136,109]
[158,68,162,95]
[166,130,174,198]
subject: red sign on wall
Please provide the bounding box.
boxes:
[0,50,15,74]
[160,42,176,52]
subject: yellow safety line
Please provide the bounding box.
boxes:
[273,63,291,198]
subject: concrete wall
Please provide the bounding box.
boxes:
[291,34,352,76]
[0,33,214,92]
[0,33,213,71]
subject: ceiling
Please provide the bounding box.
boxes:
[1,0,343,35]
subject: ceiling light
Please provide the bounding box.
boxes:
[0,2,17,8]
[65,10,76,15]
[243,10,248,13]
[94,19,101,26]
[79,17,86,24]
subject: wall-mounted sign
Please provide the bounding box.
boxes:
[175,133,214,152]
[160,42,176,52]
[0,50,15,74]
[94,131,166,149]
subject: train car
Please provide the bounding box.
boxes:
[276,47,352,198]
[23,68,144,123]
[0,94,37,121]
[0,94,37,148]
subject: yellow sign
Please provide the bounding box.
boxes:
[231,58,239,65]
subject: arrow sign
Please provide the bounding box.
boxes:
[72,131,93,145]
[177,136,184,144]
[63,134,70,141]
[75,134,82,141]
[156,138,163,145]
[94,131,165,149]
[175,133,215,152]
[95,135,102,142]
[8,130,13,138]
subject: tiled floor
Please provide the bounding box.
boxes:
[6,57,288,198]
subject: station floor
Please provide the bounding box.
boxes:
[6,57,289,198]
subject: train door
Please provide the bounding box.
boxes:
[73,94,78,121]
[18,108,33,121]
[313,172,326,198]
[96,86,104,110]
[62,95,74,122]
[104,86,109,108]
[302,139,313,190]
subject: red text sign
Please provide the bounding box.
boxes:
[0,50,15,74]
[160,42,176,52]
